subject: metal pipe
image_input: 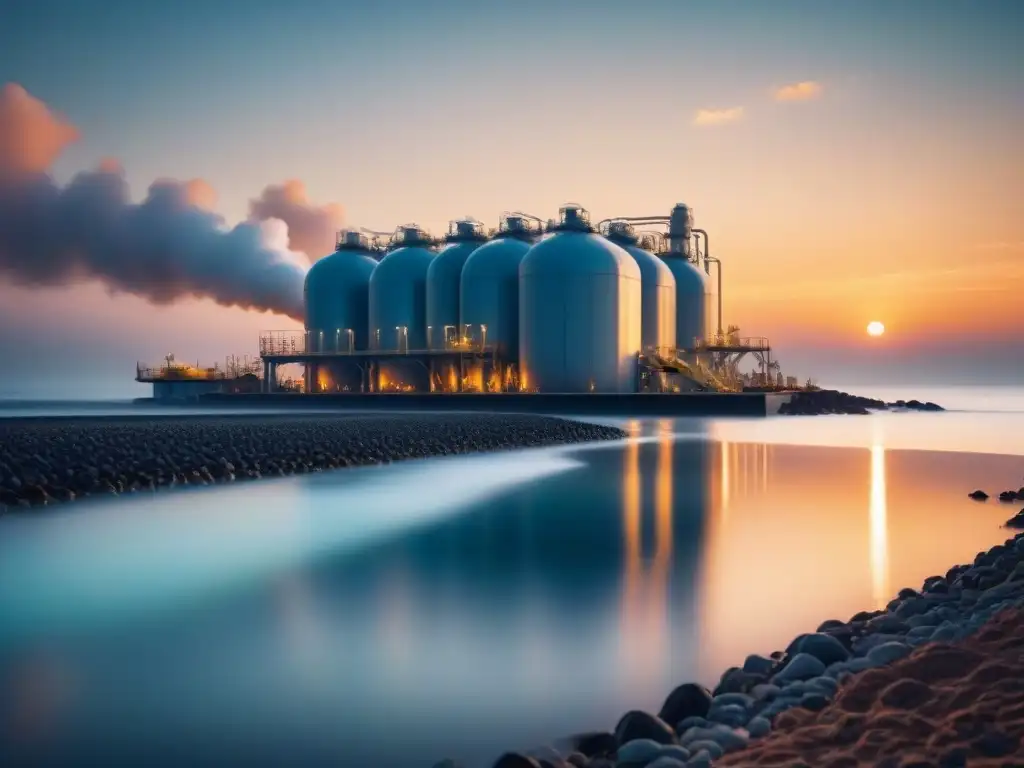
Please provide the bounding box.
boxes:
[509,211,545,224]
[595,215,670,228]
[692,228,723,337]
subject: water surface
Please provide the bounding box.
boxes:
[2,395,1022,767]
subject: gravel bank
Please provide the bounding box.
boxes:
[449,530,1024,768]
[0,413,625,511]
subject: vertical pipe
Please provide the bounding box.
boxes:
[693,229,723,337]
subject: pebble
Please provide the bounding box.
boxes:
[799,692,829,711]
[614,711,676,746]
[866,641,913,667]
[746,716,771,739]
[795,632,850,666]
[616,738,662,764]
[741,654,775,676]
[684,740,723,760]
[772,653,826,683]
[658,684,712,727]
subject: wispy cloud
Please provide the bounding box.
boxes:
[774,81,823,102]
[974,241,1024,252]
[692,107,744,127]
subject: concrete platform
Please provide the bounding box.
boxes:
[198,391,794,417]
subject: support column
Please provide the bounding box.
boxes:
[262,360,271,393]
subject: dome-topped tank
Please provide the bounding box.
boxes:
[303,229,378,351]
[603,220,676,353]
[460,214,539,360]
[368,225,435,350]
[425,218,488,349]
[519,204,642,393]
[659,203,711,350]
[662,253,709,351]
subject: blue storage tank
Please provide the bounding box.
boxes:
[602,220,677,354]
[425,218,488,349]
[303,230,377,351]
[368,225,435,351]
[519,204,642,393]
[662,203,710,350]
[460,214,538,361]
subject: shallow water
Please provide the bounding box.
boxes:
[2,390,1023,768]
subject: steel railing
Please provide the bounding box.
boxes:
[136,362,262,381]
[259,328,493,356]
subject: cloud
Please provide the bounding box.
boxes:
[774,81,823,102]
[249,180,344,259]
[0,82,311,321]
[692,107,744,127]
[0,83,80,177]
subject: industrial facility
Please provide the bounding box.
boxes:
[139,203,798,399]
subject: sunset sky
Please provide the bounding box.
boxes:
[1,0,1022,397]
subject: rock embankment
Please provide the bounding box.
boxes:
[779,390,944,416]
[448,530,1024,768]
[0,413,625,512]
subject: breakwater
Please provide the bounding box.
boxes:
[0,413,625,512]
[778,389,945,416]
[456,529,1024,768]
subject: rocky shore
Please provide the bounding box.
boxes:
[448,530,1024,768]
[779,389,944,416]
[0,413,625,512]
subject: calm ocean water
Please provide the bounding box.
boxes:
[1,386,1022,767]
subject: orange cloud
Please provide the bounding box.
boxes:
[248,180,345,259]
[0,83,80,177]
[774,81,823,102]
[693,107,744,126]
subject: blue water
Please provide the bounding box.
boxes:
[1,386,1022,767]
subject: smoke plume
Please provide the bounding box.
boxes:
[0,83,344,321]
[249,180,344,259]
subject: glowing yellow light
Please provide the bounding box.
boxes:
[867,321,885,337]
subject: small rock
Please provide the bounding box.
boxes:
[713,667,759,695]
[571,732,616,758]
[750,683,781,701]
[674,716,712,734]
[878,678,933,709]
[746,716,771,738]
[973,729,1019,757]
[656,745,691,762]
[968,490,989,501]
[658,684,712,726]
[741,654,775,676]
[799,692,829,711]
[866,641,913,667]
[772,653,826,684]
[795,633,850,666]
[684,740,723,760]
[616,739,662,764]
[614,711,675,746]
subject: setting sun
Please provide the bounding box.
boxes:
[867,321,886,337]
